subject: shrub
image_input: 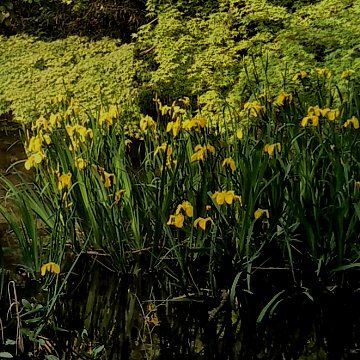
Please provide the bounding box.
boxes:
[0,35,140,122]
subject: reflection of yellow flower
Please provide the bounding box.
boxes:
[58,173,72,192]
[41,262,60,276]
[222,158,236,173]
[176,201,193,217]
[344,116,359,129]
[212,191,242,206]
[24,152,43,170]
[145,303,160,327]
[264,143,281,157]
[194,217,213,231]
[254,208,270,220]
[167,213,185,228]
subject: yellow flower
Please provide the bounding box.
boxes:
[341,70,354,80]
[166,118,182,137]
[167,213,185,228]
[222,158,236,173]
[301,115,319,127]
[75,157,87,170]
[182,115,207,131]
[274,91,292,106]
[254,208,270,220]
[154,143,173,157]
[140,115,157,132]
[99,109,116,128]
[108,105,120,119]
[49,113,62,128]
[32,116,49,132]
[321,108,339,121]
[40,262,60,276]
[103,171,116,189]
[316,68,332,78]
[236,129,244,140]
[193,217,213,231]
[264,143,281,157]
[27,135,43,153]
[58,172,72,192]
[292,71,308,81]
[24,152,44,170]
[191,144,215,162]
[176,201,193,217]
[212,191,242,206]
[244,101,265,117]
[114,189,126,203]
[355,181,360,190]
[344,116,359,129]
[307,106,322,117]
[43,134,51,145]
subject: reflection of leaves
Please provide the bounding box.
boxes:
[0,352,13,359]
[44,355,60,360]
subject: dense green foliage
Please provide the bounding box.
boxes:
[1,0,360,123]
[0,35,138,121]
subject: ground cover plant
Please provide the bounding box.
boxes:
[1,67,359,358]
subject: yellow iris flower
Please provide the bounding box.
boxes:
[24,152,44,170]
[103,172,116,189]
[167,213,185,228]
[264,143,281,157]
[193,217,213,231]
[344,116,359,129]
[254,208,270,220]
[222,158,236,173]
[166,118,182,137]
[58,172,72,192]
[75,158,87,170]
[292,70,308,81]
[212,191,242,206]
[191,144,215,162]
[176,201,194,217]
[236,129,244,140]
[40,262,60,276]
[244,101,265,117]
[140,115,157,132]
